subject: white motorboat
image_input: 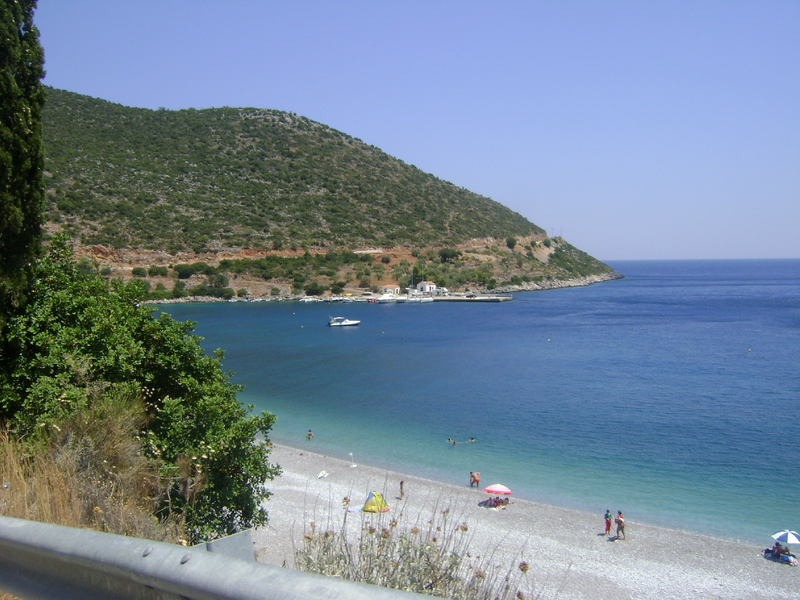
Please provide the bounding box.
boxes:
[377,293,398,303]
[328,316,361,327]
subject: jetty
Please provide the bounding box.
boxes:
[432,294,512,302]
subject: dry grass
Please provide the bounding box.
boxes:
[0,429,82,527]
[295,498,553,600]
[0,392,186,599]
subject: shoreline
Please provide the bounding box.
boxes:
[142,271,624,304]
[253,443,798,600]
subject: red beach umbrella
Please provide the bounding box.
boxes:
[483,483,512,495]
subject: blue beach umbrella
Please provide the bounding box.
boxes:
[771,530,800,544]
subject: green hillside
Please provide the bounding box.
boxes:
[42,88,543,253]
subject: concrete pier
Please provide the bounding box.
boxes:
[432,294,512,302]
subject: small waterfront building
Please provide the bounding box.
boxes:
[381,284,401,295]
[417,281,437,295]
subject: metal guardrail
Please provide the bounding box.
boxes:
[0,515,425,600]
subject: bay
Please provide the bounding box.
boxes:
[160,259,800,544]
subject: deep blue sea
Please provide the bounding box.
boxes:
[160,259,800,545]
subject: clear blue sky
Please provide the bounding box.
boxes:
[35,1,799,260]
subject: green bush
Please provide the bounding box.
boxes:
[0,239,279,542]
[439,248,461,263]
[174,262,216,279]
[148,266,169,277]
[304,280,327,296]
[172,280,186,298]
[131,267,147,277]
[206,273,229,289]
[188,284,235,300]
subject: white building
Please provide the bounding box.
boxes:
[417,281,437,294]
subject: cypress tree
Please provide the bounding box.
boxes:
[0,0,45,326]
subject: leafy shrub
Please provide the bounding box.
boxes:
[174,264,194,279]
[0,239,279,542]
[172,280,186,298]
[439,248,461,263]
[206,273,229,289]
[77,257,95,274]
[148,266,169,277]
[304,280,327,296]
[131,267,147,277]
[173,262,216,279]
[188,284,235,300]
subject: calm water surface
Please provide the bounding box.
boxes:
[161,259,800,544]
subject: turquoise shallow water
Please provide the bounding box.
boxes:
[161,259,800,544]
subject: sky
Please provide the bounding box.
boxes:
[34,1,800,260]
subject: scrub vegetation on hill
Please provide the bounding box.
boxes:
[42,87,543,253]
[80,234,617,301]
[41,87,618,294]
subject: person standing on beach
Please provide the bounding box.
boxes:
[399,480,405,499]
[604,509,613,536]
[615,511,626,540]
[470,472,481,487]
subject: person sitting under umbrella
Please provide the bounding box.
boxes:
[773,542,789,556]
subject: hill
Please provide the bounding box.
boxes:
[41,88,619,295]
[42,87,543,252]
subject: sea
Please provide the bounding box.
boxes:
[159,259,800,545]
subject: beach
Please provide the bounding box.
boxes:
[253,444,798,600]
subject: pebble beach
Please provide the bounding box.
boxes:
[253,444,798,600]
